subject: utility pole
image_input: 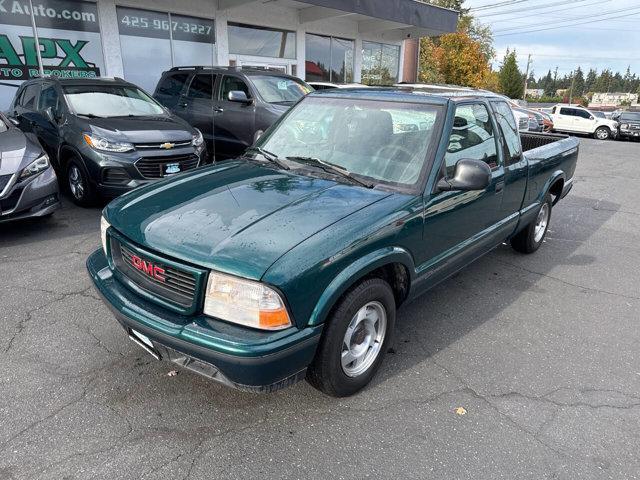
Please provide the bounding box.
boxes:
[522,54,532,101]
[569,70,575,105]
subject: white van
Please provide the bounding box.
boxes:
[550,104,618,140]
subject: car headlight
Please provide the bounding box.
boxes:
[100,216,110,255]
[20,154,50,180]
[192,129,204,147]
[83,133,133,153]
[203,272,291,330]
[621,123,629,129]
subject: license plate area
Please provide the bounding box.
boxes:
[163,162,181,176]
[128,328,161,360]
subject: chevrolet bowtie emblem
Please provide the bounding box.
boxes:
[160,142,175,149]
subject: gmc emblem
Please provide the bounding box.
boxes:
[130,255,166,282]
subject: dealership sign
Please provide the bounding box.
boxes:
[0,0,104,107]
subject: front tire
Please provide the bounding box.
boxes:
[306,278,396,397]
[594,126,611,140]
[511,194,552,254]
[67,158,96,207]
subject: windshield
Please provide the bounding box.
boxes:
[621,112,640,121]
[251,75,313,103]
[63,84,165,117]
[254,96,443,188]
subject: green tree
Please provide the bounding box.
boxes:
[585,68,597,93]
[542,70,555,97]
[499,50,524,98]
[573,67,585,97]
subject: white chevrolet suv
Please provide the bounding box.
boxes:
[550,104,618,140]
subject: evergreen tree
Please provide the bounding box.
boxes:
[542,70,555,97]
[499,50,524,98]
[573,67,585,97]
[585,68,597,93]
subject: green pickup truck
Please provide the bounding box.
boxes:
[88,87,578,397]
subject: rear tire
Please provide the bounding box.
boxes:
[511,193,552,254]
[306,278,396,397]
[594,126,611,140]
[67,158,96,207]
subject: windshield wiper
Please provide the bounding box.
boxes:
[286,156,374,188]
[77,113,104,119]
[244,146,290,170]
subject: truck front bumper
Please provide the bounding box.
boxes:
[87,249,322,392]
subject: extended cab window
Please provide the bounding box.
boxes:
[219,76,250,100]
[187,74,216,99]
[491,100,521,162]
[559,107,575,116]
[445,103,499,176]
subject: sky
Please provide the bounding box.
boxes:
[464,0,640,80]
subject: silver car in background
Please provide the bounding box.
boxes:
[0,112,60,223]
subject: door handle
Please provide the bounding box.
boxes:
[213,107,224,113]
[495,181,504,193]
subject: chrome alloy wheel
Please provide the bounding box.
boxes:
[534,202,550,243]
[596,128,609,140]
[341,301,387,377]
[68,165,85,200]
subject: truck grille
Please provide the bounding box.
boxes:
[111,237,199,309]
[135,155,200,179]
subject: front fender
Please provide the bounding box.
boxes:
[307,246,415,326]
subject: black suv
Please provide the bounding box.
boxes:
[8,77,206,206]
[153,67,312,160]
[612,111,640,140]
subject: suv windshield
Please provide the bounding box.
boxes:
[63,84,165,118]
[621,112,640,121]
[251,75,312,104]
[255,96,443,188]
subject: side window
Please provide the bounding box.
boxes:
[187,74,216,99]
[20,84,40,110]
[559,107,574,116]
[577,109,591,119]
[444,103,499,177]
[38,85,59,113]
[491,101,522,163]
[219,76,250,101]
[157,73,189,96]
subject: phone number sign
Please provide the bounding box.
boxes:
[117,7,215,44]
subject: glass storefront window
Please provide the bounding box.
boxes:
[362,41,400,86]
[228,23,296,59]
[305,34,354,83]
[117,7,215,93]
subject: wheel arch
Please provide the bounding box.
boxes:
[307,247,415,327]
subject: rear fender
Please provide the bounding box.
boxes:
[307,247,415,327]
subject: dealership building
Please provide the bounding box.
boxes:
[0,0,458,109]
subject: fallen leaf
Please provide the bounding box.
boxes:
[167,370,178,377]
[454,407,467,416]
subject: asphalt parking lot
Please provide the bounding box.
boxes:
[1,137,639,480]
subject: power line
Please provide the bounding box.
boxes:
[470,0,534,11]
[475,0,590,18]
[493,9,640,36]
[481,0,610,23]
[492,5,640,33]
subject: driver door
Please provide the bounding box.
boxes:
[416,102,506,287]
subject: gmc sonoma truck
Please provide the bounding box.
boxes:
[88,88,578,397]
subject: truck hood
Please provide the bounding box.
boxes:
[105,161,391,280]
[83,115,194,144]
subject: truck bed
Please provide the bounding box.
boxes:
[520,131,570,152]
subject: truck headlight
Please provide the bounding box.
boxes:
[204,272,291,330]
[83,133,134,153]
[100,216,110,255]
[621,123,629,129]
[19,154,49,180]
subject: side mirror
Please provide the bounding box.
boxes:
[228,90,251,104]
[8,116,19,126]
[589,115,594,120]
[44,106,58,124]
[436,158,492,192]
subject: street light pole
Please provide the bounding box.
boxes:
[522,54,532,101]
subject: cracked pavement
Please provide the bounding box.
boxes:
[1,138,639,479]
